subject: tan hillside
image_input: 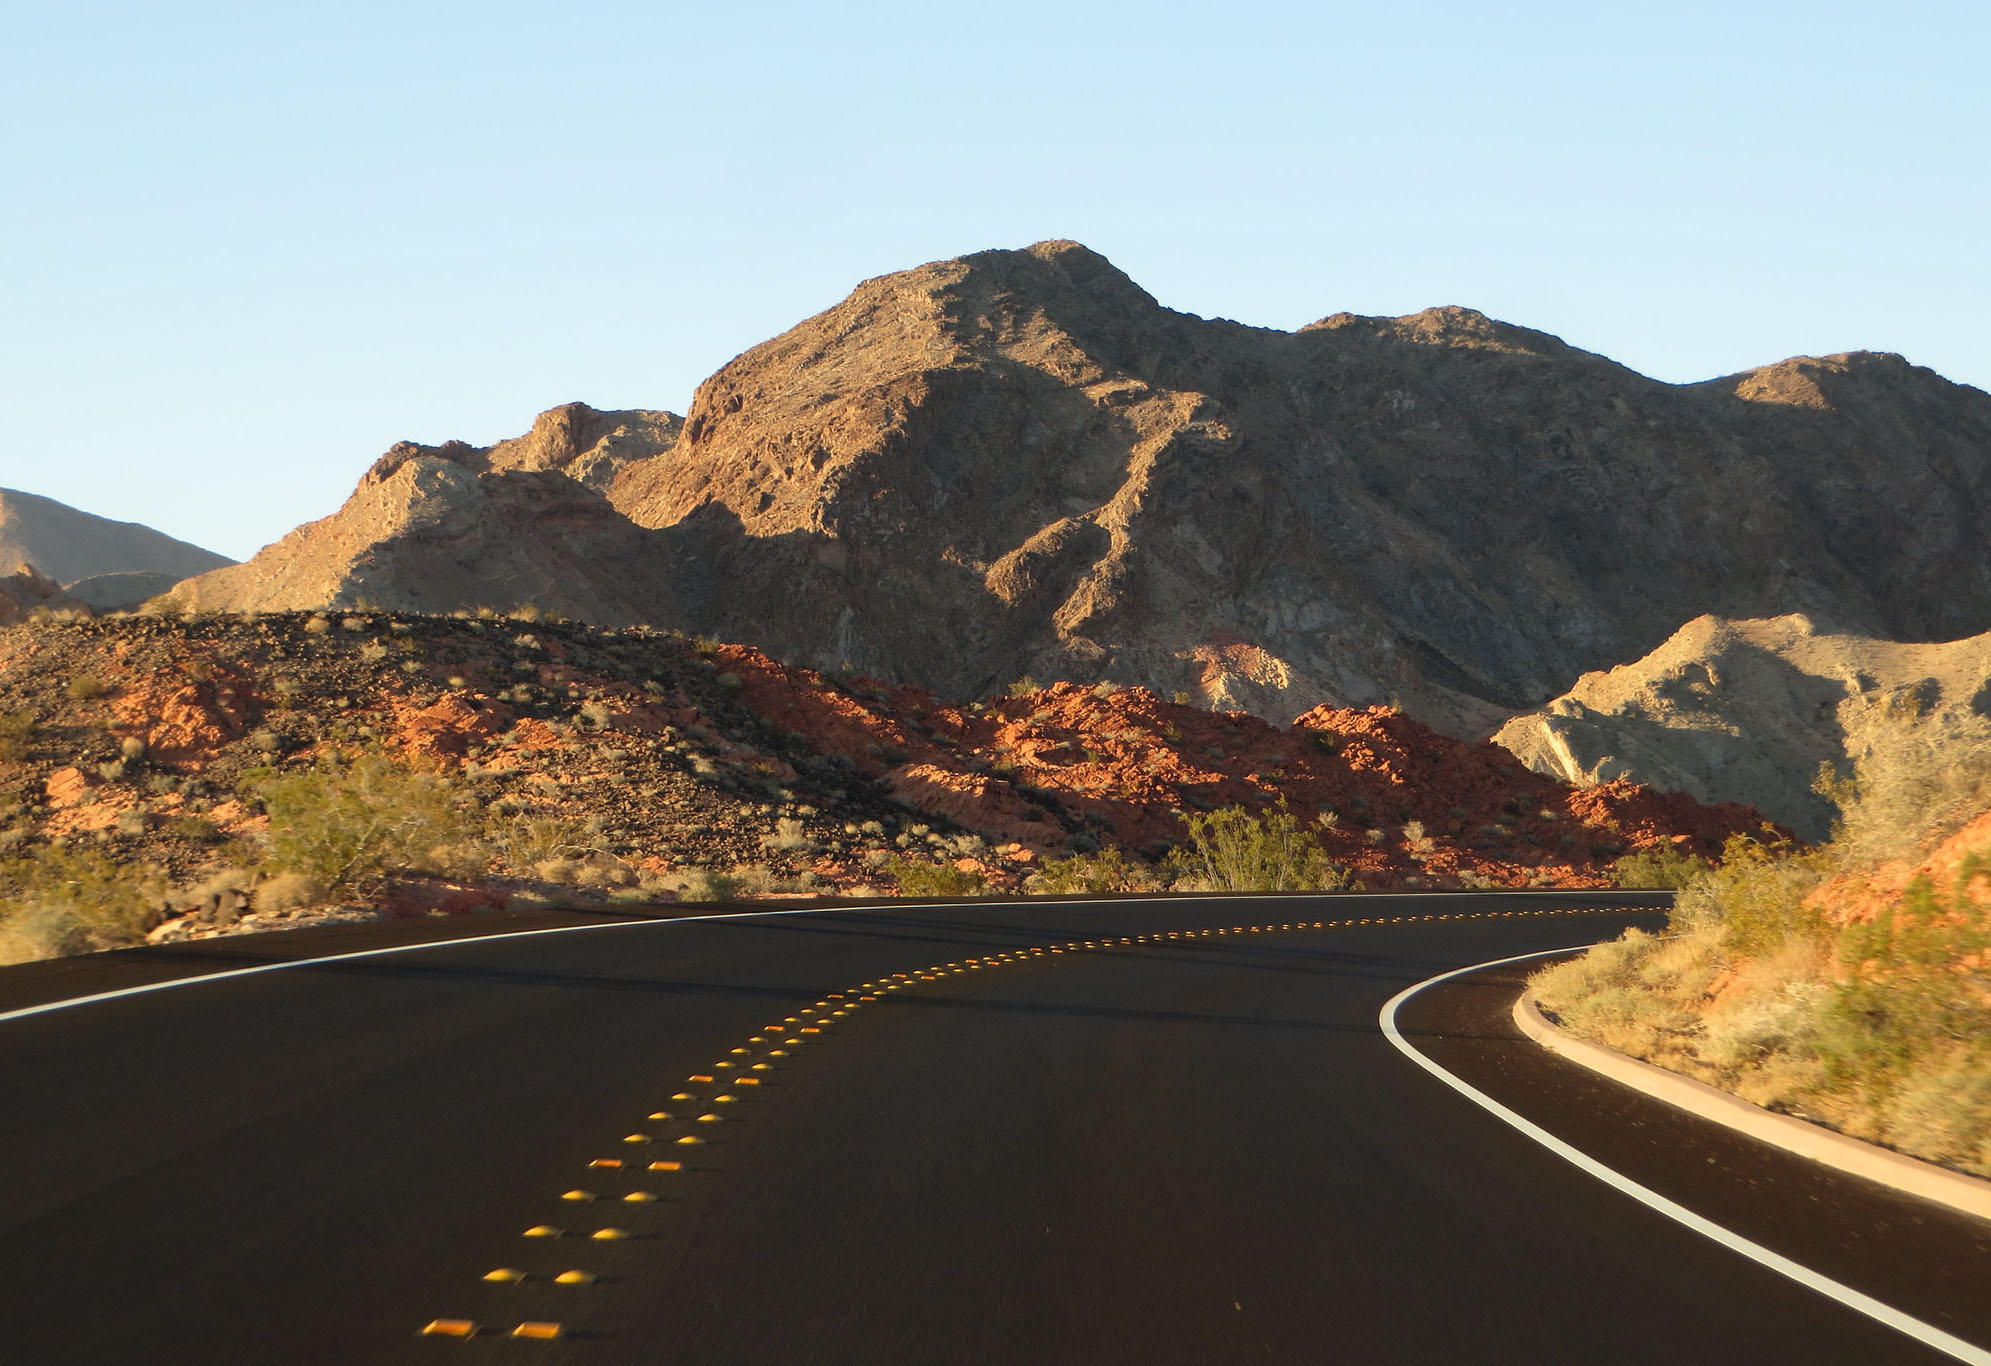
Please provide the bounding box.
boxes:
[1494,614,1991,839]
[176,242,1991,731]
[0,488,232,589]
[173,406,682,622]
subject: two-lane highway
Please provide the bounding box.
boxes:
[1,892,1985,1363]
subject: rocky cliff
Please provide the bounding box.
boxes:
[1494,614,1991,839]
[173,242,1991,733]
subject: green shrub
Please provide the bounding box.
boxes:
[1670,833,1822,953]
[0,846,166,962]
[1028,848,1155,896]
[65,675,109,701]
[0,711,38,762]
[1165,803,1349,893]
[887,858,987,898]
[1612,845,1711,890]
[257,754,481,896]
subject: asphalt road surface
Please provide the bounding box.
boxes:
[2,892,1987,1364]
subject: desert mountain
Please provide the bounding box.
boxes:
[174,242,1991,734]
[1494,614,1991,840]
[0,488,233,602]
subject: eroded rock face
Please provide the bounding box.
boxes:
[173,244,1991,733]
[1493,614,1991,839]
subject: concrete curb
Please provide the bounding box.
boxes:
[1512,994,1991,1225]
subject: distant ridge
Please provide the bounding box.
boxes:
[0,488,233,588]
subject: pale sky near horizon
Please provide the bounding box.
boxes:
[2,1,1984,563]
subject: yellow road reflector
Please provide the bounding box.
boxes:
[623,1191,657,1203]
[647,1112,672,1121]
[784,1016,801,1023]
[590,1228,628,1241]
[623,1134,652,1144]
[831,1009,848,1016]
[860,995,877,1001]
[672,1092,697,1101]
[769,1049,789,1057]
[587,1159,623,1170]
[715,1062,735,1069]
[696,1113,722,1123]
[553,1270,595,1286]
[689,1074,716,1083]
[799,1027,821,1034]
[647,1160,682,1172]
[675,1135,703,1146]
[783,1037,801,1045]
[737,1077,761,1086]
[560,1190,596,1202]
[730,1047,749,1055]
[420,1319,478,1338]
[714,1095,737,1103]
[749,1035,766,1042]
[522,1226,562,1238]
[512,1321,564,1340]
[482,1268,525,1283]
[749,1063,770,1071]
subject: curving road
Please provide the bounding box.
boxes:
[1,892,1986,1364]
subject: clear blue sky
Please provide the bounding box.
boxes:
[3,0,1984,562]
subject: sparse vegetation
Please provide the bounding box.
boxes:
[886,857,987,898]
[1027,847,1157,896]
[1533,721,1991,1176]
[256,754,482,896]
[0,845,167,963]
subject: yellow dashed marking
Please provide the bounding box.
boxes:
[482,1268,525,1283]
[769,1049,789,1057]
[730,1048,750,1055]
[623,1134,652,1144]
[589,1228,628,1241]
[737,1077,761,1085]
[560,1190,596,1202]
[689,1074,716,1083]
[420,1319,478,1338]
[623,1190,657,1203]
[553,1270,595,1285]
[714,1095,737,1103]
[671,1092,697,1101]
[676,1135,703,1146]
[696,1113,722,1123]
[647,1111,672,1121]
[522,1226,561,1238]
[587,1159,623,1170]
[647,1160,681,1172]
[511,1321,564,1340]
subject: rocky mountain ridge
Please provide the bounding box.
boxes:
[173,242,1991,740]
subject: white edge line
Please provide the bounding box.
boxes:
[1379,947,1991,1366]
[0,888,1653,1027]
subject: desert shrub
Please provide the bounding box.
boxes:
[1670,833,1823,953]
[488,813,593,873]
[256,754,482,896]
[65,675,109,701]
[0,846,167,962]
[1612,845,1712,890]
[661,866,739,903]
[886,858,987,898]
[253,871,326,912]
[1006,676,1040,697]
[761,816,817,855]
[1821,716,1991,865]
[0,710,36,762]
[1165,803,1350,893]
[1028,848,1156,896]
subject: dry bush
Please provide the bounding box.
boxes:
[760,816,817,855]
[253,871,326,912]
[0,846,168,963]
[1027,848,1156,896]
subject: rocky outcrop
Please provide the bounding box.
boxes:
[173,428,685,623]
[0,488,232,588]
[173,243,1991,732]
[0,563,90,625]
[1494,614,1991,840]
